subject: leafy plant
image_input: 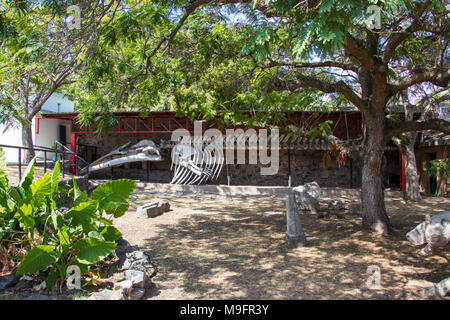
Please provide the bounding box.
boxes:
[0,147,6,171]
[424,160,450,179]
[307,120,333,140]
[0,159,135,291]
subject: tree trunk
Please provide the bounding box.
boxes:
[401,132,422,201]
[21,123,35,163]
[360,114,393,235]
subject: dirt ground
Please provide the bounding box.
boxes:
[4,165,60,186]
[2,166,449,300]
[112,193,450,300]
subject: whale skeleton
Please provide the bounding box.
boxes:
[170,137,224,185]
[81,140,163,174]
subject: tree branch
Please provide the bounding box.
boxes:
[268,74,368,113]
[390,68,450,94]
[382,0,431,64]
[144,0,214,73]
[386,118,450,138]
[264,59,359,73]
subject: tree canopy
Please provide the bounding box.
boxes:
[1,0,448,234]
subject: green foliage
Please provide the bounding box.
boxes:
[0,160,135,291]
[69,0,416,130]
[0,147,6,171]
[0,0,120,135]
[16,245,58,275]
[307,120,333,140]
[424,160,450,179]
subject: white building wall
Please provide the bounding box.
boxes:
[34,118,71,160]
[0,93,74,163]
[40,93,75,113]
[0,122,29,163]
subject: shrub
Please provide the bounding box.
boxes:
[0,159,135,291]
[424,160,450,179]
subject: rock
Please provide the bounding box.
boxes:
[129,288,146,300]
[115,238,140,268]
[137,200,170,218]
[124,270,146,288]
[120,250,156,276]
[88,289,125,300]
[113,280,133,295]
[285,192,307,248]
[328,199,344,211]
[24,294,52,300]
[292,181,321,213]
[349,203,361,215]
[0,273,20,292]
[144,277,153,290]
[434,276,450,298]
[13,277,34,291]
[115,238,139,255]
[404,280,436,297]
[33,281,46,291]
[406,211,450,257]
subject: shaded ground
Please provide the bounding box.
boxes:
[5,165,72,186]
[2,165,449,300]
[112,194,450,300]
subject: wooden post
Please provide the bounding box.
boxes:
[285,192,307,248]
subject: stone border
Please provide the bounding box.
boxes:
[88,180,406,199]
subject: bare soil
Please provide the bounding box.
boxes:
[2,166,449,300]
[112,193,450,300]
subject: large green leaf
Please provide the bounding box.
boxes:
[0,147,6,172]
[19,157,36,190]
[16,245,58,275]
[69,178,89,207]
[101,226,122,242]
[58,226,71,255]
[91,179,135,214]
[51,161,60,194]
[0,170,8,190]
[30,171,52,208]
[65,200,98,233]
[45,264,60,292]
[73,238,116,265]
[109,202,129,218]
[14,203,34,231]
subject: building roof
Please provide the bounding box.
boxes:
[419,131,450,147]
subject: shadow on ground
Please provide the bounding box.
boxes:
[114,195,450,300]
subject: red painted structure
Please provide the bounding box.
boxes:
[36,111,371,176]
[399,150,406,191]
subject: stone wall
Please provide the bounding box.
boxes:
[76,132,403,188]
[216,149,360,187]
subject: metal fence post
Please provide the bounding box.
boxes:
[44,151,47,173]
[62,153,65,178]
[18,147,22,182]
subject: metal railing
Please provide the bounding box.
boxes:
[0,143,89,182]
